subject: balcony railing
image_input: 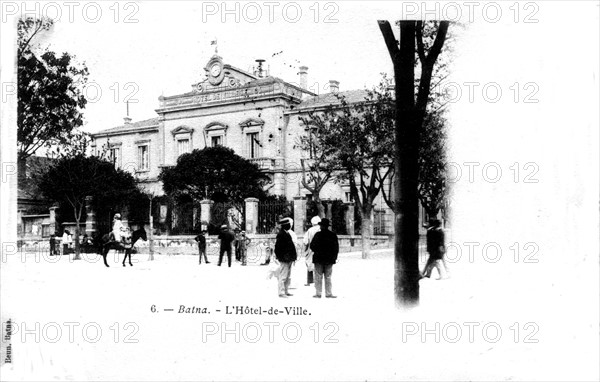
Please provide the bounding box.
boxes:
[249,157,277,170]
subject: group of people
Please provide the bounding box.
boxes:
[48,230,96,256]
[274,215,339,299]
[194,225,251,267]
[190,215,341,299]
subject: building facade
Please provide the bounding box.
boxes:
[91,54,396,233]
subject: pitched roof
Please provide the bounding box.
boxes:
[93,117,160,136]
[297,89,370,110]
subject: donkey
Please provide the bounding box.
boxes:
[100,227,147,267]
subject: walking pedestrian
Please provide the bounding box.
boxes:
[310,218,339,298]
[195,230,210,264]
[274,218,297,298]
[303,216,321,286]
[422,219,450,279]
[217,225,235,267]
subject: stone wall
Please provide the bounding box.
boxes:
[15,234,394,263]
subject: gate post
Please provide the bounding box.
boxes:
[49,205,59,236]
[323,199,333,221]
[293,196,306,237]
[199,199,214,232]
[85,196,97,236]
[344,201,355,236]
[244,197,259,234]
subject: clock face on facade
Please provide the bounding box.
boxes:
[206,57,224,86]
[210,63,222,77]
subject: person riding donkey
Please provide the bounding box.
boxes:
[110,213,131,245]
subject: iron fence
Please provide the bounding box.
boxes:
[257,199,293,234]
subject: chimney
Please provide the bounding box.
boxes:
[329,80,339,94]
[123,116,132,124]
[298,66,308,89]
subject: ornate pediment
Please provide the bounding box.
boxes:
[171,125,194,136]
[239,118,265,128]
[205,121,228,131]
[192,55,257,93]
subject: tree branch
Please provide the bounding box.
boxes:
[378,20,400,62]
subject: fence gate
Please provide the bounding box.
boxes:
[257,200,294,234]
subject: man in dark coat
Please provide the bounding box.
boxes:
[194,230,209,264]
[217,225,235,267]
[422,219,449,279]
[310,218,339,298]
[274,218,297,297]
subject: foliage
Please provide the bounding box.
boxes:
[417,111,448,215]
[300,80,395,257]
[298,110,341,217]
[37,154,140,257]
[17,17,89,161]
[159,146,269,204]
[38,155,139,220]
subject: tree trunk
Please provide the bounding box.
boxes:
[360,207,373,259]
[316,199,325,218]
[73,220,81,260]
[393,21,420,308]
[149,197,154,261]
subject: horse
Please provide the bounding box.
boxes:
[100,228,147,267]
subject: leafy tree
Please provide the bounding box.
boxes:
[378,20,450,307]
[298,110,340,218]
[17,17,89,163]
[301,79,395,259]
[381,109,449,218]
[159,145,269,204]
[38,155,140,259]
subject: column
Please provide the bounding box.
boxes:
[293,196,306,236]
[49,206,58,236]
[323,199,333,221]
[85,196,96,236]
[17,208,24,236]
[244,197,259,234]
[344,201,355,236]
[199,199,214,231]
[192,205,199,230]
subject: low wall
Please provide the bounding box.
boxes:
[14,234,394,262]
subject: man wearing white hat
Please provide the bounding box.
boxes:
[303,216,321,286]
[112,213,128,243]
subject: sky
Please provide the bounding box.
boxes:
[24,1,407,133]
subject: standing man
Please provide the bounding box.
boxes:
[274,218,297,298]
[61,229,71,255]
[234,228,242,262]
[217,225,235,267]
[310,218,339,298]
[303,216,321,286]
[237,231,251,266]
[422,219,449,279]
[194,230,210,264]
[49,234,57,256]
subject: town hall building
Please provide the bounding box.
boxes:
[91,54,395,234]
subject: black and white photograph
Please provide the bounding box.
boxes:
[0,1,598,381]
